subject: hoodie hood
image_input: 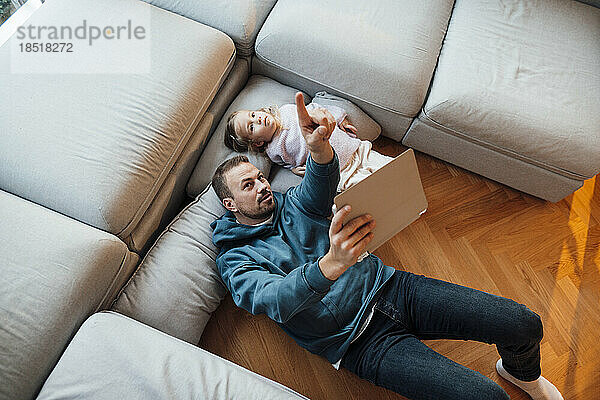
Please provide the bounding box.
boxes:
[211,192,283,250]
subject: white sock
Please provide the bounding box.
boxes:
[496,359,563,400]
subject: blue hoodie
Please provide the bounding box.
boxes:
[211,154,395,364]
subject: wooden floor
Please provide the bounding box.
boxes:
[199,138,600,400]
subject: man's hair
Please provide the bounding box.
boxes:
[224,111,251,152]
[212,155,250,201]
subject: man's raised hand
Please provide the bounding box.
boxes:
[295,92,335,164]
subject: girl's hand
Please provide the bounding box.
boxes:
[340,118,358,138]
[291,166,306,177]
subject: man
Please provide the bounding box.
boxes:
[210,93,563,400]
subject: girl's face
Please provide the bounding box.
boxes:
[234,110,278,147]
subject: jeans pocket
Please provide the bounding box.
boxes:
[375,298,407,328]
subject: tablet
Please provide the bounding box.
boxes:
[333,148,428,253]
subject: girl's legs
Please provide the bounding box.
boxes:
[338,141,393,191]
[363,144,394,171]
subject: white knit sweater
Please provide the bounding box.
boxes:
[265,103,361,169]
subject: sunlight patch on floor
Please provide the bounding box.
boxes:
[559,176,597,279]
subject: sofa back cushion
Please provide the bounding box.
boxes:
[112,184,227,344]
[141,0,277,57]
[253,0,454,140]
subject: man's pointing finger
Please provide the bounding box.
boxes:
[295,92,312,128]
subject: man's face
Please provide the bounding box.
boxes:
[223,162,275,222]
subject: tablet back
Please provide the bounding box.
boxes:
[334,148,427,253]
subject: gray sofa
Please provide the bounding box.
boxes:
[1,0,598,399]
[252,0,600,202]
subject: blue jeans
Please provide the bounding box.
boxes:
[341,270,543,400]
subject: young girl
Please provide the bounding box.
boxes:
[224,99,393,191]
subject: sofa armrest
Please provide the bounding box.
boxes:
[37,312,309,400]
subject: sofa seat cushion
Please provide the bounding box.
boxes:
[0,190,139,400]
[37,312,309,400]
[0,0,235,240]
[254,0,454,140]
[141,0,277,57]
[416,0,600,180]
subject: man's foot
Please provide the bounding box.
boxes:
[496,359,563,400]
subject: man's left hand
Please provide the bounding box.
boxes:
[319,205,375,281]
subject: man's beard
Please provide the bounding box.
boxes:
[237,194,275,220]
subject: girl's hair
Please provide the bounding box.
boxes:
[224,105,281,153]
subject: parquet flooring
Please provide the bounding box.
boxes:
[199,137,600,400]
